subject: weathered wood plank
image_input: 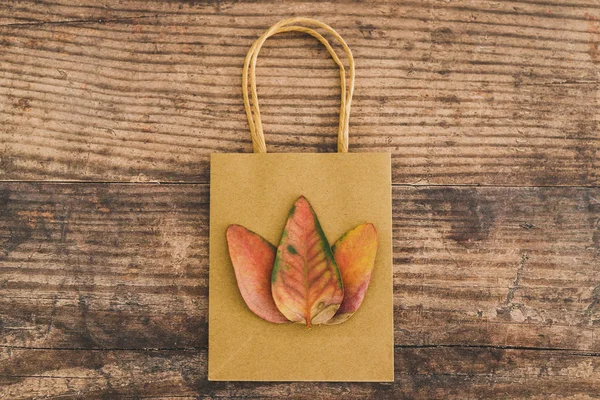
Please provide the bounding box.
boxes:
[0,183,208,351]
[1,183,598,353]
[1,347,599,399]
[2,1,600,397]
[1,183,599,397]
[0,349,201,399]
[1,0,599,184]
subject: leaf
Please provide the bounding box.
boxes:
[271,196,344,327]
[226,224,289,323]
[325,223,378,325]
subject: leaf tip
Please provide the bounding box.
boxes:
[226,223,244,240]
[295,195,311,208]
[360,223,378,246]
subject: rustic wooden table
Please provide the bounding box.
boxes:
[1,1,599,398]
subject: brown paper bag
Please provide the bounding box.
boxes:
[208,18,393,382]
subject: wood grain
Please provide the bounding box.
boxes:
[1,183,599,398]
[2,0,600,398]
[2,348,599,399]
[1,0,599,185]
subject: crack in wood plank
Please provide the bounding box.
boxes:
[504,252,529,305]
[0,15,157,29]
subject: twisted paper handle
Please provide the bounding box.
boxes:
[242,17,355,153]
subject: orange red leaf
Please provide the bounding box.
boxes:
[226,224,289,323]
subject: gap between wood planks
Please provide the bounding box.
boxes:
[1,344,599,357]
[0,180,598,189]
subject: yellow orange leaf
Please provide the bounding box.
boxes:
[326,223,378,325]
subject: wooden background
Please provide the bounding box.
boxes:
[1,0,599,398]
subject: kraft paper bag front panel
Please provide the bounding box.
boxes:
[208,152,393,382]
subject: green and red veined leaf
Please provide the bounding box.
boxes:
[271,196,344,327]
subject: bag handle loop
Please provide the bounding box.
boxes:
[242,17,355,153]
